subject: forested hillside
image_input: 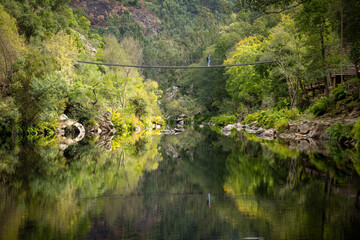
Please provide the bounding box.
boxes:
[0,0,360,142]
[0,0,163,139]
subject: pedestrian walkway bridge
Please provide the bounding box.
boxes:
[76,59,287,69]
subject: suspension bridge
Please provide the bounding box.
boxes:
[76,59,287,69]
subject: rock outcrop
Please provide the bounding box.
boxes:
[161,127,184,135]
[176,114,186,126]
[98,111,116,135]
[129,7,162,35]
[280,120,331,140]
[57,112,117,151]
[221,122,277,140]
[221,117,358,141]
[57,114,86,151]
[93,111,117,149]
[70,0,162,35]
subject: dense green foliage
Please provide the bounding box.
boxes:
[353,118,360,149]
[0,132,163,239]
[2,127,359,239]
[243,108,299,132]
[326,123,354,145]
[0,0,359,138]
[307,97,332,117]
[307,78,360,117]
[141,0,358,122]
[0,1,162,136]
[210,114,237,126]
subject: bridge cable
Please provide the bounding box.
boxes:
[76,59,287,69]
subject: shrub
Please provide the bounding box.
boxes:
[330,84,348,102]
[210,114,238,126]
[26,122,57,140]
[111,110,132,133]
[307,97,332,116]
[352,118,360,149]
[243,108,299,132]
[326,123,353,145]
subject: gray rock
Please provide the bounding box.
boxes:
[279,133,295,139]
[255,127,265,135]
[247,121,258,128]
[245,129,257,134]
[221,123,237,136]
[174,128,184,132]
[258,129,276,140]
[298,121,310,134]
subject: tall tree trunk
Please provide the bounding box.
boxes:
[320,31,329,97]
[340,0,344,84]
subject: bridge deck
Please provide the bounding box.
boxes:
[76,59,287,69]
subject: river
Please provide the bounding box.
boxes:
[0,127,359,240]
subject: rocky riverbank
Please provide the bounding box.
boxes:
[221,117,358,142]
[221,122,277,140]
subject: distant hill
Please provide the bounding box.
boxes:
[70,0,162,35]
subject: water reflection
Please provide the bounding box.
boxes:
[0,128,359,239]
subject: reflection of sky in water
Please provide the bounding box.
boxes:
[0,128,359,240]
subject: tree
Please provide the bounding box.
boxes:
[225,36,266,110]
[43,30,79,81]
[262,14,306,108]
[342,0,360,76]
[0,4,24,96]
[296,0,334,97]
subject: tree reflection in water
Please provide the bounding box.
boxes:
[0,128,359,240]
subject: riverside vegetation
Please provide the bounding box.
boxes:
[0,1,360,239]
[0,0,163,141]
[0,1,360,144]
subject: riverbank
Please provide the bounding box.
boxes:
[221,114,360,148]
[215,79,360,147]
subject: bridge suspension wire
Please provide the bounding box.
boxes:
[76,59,287,69]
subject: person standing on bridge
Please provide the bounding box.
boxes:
[207,54,211,67]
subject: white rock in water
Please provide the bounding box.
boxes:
[74,123,86,142]
[59,114,68,121]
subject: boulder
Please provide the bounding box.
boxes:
[258,128,276,140]
[221,123,237,136]
[298,121,311,134]
[57,115,85,143]
[255,127,265,136]
[135,125,141,133]
[245,129,257,134]
[98,111,116,135]
[279,133,295,139]
[247,121,258,128]
[174,128,184,133]
[74,123,86,142]
[59,114,68,121]
[307,121,330,139]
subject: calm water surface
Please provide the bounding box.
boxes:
[0,128,359,240]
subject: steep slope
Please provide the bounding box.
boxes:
[70,0,161,34]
